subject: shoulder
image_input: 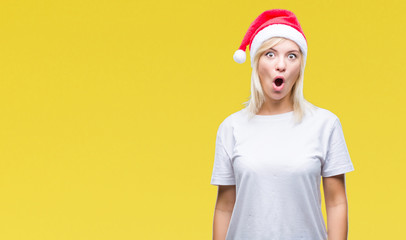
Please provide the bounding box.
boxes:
[306,106,342,132]
[218,108,247,127]
[311,106,340,122]
[216,108,247,136]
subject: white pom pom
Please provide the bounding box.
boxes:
[233,49,246,64]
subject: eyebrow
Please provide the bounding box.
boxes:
[268,48,300,53]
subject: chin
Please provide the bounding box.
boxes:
[267,95,285,101]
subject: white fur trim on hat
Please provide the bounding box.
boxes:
[250,24,308,68]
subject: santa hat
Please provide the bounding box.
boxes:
[233,9,308,68]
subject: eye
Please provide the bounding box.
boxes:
[265,52,274,57]
[288,53,297,59]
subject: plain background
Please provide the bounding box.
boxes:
[1,0,405,239]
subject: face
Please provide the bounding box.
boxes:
[257,39,302,103]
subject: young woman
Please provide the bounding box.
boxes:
[210,9,355,240]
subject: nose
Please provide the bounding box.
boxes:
[275,57,286,72]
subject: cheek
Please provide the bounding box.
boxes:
[258,65,272,82]
[257,65,266,78]
[290,64,301,80]
[258,69,270,85]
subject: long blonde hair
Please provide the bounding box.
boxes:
[243,37,316,124]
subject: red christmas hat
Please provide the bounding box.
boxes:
[233,9,308,68]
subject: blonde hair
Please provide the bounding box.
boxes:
[243,37,317,124]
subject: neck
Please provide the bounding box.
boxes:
[257,94,294,115]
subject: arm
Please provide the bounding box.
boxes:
[322,174,349,240]
[213,185,236,240]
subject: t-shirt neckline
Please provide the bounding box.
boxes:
[254,110,294,120]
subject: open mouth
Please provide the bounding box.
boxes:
[274,78,284,86]
[272,76,285,91]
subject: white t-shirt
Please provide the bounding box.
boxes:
[210,106,355,240]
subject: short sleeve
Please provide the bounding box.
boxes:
[321,118,355,177]
[210,121,236,186]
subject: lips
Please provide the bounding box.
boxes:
[272,76,285,91]
[273,76,285,86]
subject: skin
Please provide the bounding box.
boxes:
[257,39,301,115]
[323,174,350,240]
[213,39,350,240]
[213,185,236,240]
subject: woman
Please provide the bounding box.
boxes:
[210,9,355,240]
